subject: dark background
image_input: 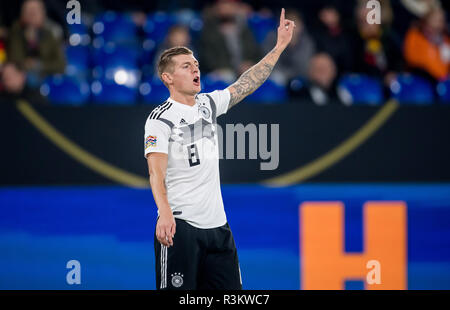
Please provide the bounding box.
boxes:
[2,101,450,185]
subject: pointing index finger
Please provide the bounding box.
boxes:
[280,8,285,25]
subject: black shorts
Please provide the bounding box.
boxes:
[154,218,242,290]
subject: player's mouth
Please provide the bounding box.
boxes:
[193,76,200,87]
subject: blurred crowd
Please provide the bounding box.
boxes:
[0,0,449,105]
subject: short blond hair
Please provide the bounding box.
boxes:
[157,46,193,83]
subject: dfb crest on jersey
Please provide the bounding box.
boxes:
[171,272,184,288]
[199,106,211,119]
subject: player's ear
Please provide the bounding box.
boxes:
[161,72,173,86]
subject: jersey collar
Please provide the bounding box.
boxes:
[167,96,198,110]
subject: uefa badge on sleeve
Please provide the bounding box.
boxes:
[145,135,157,149]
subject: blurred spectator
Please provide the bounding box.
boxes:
[351,2,404,85]
[198,0,260,81]
[0,0,68,36]
[392,0,442,38]
[298,53,341,106]
[401,0,442,17]
[312,5,353,75]
[404,7,450,82]
[7,0,66,89]
[262,8,315,85]
[153,25,196,75]
[377,0,394,26]
[156,25,195,59]
[0,62,47,104]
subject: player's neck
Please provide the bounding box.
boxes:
[169,91,196,107]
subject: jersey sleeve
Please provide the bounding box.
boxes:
[207,88,231,117]
[144,118,171,158]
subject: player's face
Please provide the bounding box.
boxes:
[170,54,201,95]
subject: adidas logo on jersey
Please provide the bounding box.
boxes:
[179,118,187,125]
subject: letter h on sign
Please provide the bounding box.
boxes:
[299,201,407,289]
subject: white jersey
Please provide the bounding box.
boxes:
[144,89,231,229]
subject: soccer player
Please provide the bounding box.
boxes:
[145,8,295,290]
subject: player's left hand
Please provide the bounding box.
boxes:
[276,8,296,50]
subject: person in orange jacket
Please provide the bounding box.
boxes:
[404,7,450,82]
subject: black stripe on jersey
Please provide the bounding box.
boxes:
[149,101,168,119]
[205,94,217,122]
[154,103,172,120]
[149,101,169,119]
[157,118,174,129]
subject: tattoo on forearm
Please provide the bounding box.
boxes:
[228,47,280,109]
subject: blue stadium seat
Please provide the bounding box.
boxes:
[141,39,158,77]
[201,75,229,93]
[139,76,170,104]
[90,45,141,104]
[40,75,90,105]
[173,9,204,39]
[289,76,308,93]
[141,11,201,69]
[65,45,90,78]
[91,44,141,79]
[246,79,288,103]
[247,13,277,44]
[337,74,384,105]
[67,22,90,46]
[90,43,141,98]
[92,11,138,46]
[437,79,450,104]
[91,78,138,105]
[143,11,176,45]
[390,74,434,104]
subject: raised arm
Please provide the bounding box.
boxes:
[227,8,296,109]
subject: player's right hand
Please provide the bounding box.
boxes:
[156,209,176,247]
